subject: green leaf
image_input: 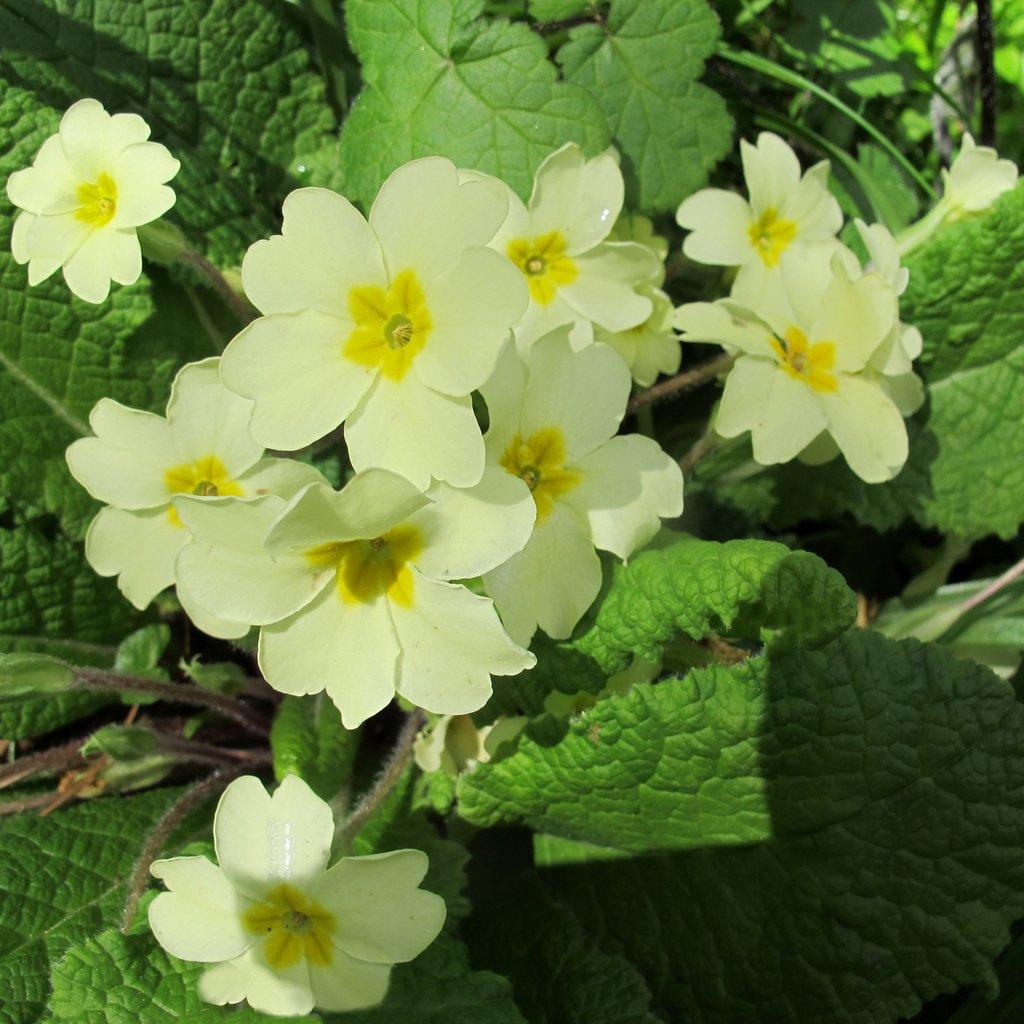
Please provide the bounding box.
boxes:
[0,521,144,739]
[270,694,360,802]
[557,0,731,212]
[0,789,181,1024]
[466,633,1024,1022]
[82,724,158,761]
[0,0,334,265]
[334,0,610,207]
[113,626,170,682]
[702,185,1024,541]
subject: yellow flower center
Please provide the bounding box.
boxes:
[506,231,578,305]
[163,455,243,527]
[343,270,432,382]
[747,207,797,267]
[770,326,838,393]
[306,524,424,608]
[243,883,335,970]
[75,172,118,228]
[499,427,581,521]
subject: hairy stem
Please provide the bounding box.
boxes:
[121,766,250,931]
[178,248,255,325]
[679,429,721,476]
[960,556,1024,616]
[0,739,87,791]
[627,353,734,415]
[337,710,425,849]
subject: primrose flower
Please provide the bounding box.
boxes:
[676,131,842,302]
[481,332,683,645]
[172,468,536,727]
[7,98,179,303]
[677,252,907,483]
[220,159,527,489]
[414,713,525,778]
[607,212,669,266]
[487,144,661,354]
[65,358,322,635]
[149,774,445,1016]
[594,284,681,387]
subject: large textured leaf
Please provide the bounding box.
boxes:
[0,789,180,1024]
[702,185,1024,541]
[334,0,609,207]
[466,633,1024,1022]
[557,0,731,212]
[0,0,334,263]
[270,694,360,801]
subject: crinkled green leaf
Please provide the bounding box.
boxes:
[467,633,1024,1022]
[557,0,731,212]
[703,185,1024,541]
[0,789,181,1024]
[334,0,609,207]
[0,0,334,264]
[0,521,144,740]
[270,694,359,802]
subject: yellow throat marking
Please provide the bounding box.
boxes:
[770,326,838,393]
[243,883,335,970]
[499,427,581,521]
[163,455,243,527]
[344,270,432,381]
[75,172,118,228]
[306,524,424,608]
[747,207,797,267]
[506,231,578,305]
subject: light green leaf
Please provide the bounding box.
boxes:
[557,0,731,212]
[113,626,170,683]
[334,0,610,207]
[0,653,74,699]
[0,789,181,1024]
[465,633,1024,1022]
[270,694,359,802]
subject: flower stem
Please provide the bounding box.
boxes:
[178,248,255,325]
[0,739,86,791]
[959,555,1024,615]
[626,353,735,415]
[337,709,425,850]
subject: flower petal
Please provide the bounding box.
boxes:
[521,335,630,462]
[512,289,579,356]
[58,98,113,179]
[220,310,375,451]
[369,157,509,284]
[214,774,334,898]
[391,575,533,714]
[677,189,753,266]
[481,341,527,462]
[66,399,177,509]
[748,366,829,466]
[414,246,527,395]
[567,435,683,560]
[234,457,329,502]
[85,505,185,610]
[674,300,774,358]
[527,144,623,255]
[6,136,79,214]
[484,502,601,645]
[809,263,896,373]
[345,374,484,490]
[174,494,329,625]
[742,132,801,215]
[308,950,392,1013]
[409,467,535,580]
[782,160,843,243]
[242,187,386,316]
[715,355,777,440]
[199,949,314,1017]
[176,580,250,641]
[258,587,399,728]
[561,241,659,332]
[149,855,251,963]
[312,850,446,964]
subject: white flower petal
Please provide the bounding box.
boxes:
[85,505,185,610]
[308,950,391,1013]
[198,948,314,1017]
[943,133,1019,214]
[214,774,334,898]
[234,457,329,502]
[415,247,527,395]
[748,367,829,466]
[521,335,630,462]
[149,856,251,963]
[312,850,445,964]
[512,289,579,356]
[677,189,753,266]
[176,581,251,640]
[409,467,535,580]
[880,370,925,417]
[567,435,683,560]
[714,356,777,440]
[742,131,802,215]
[174,494,328,625]
[391,575,533,714]
[481,341,527,463]
[242,187,386,316]
[528,144,623,254]
[58,98,113,179]
[809,264,896,373]
[61,229,119,303]
[484,502,601,645]
[370,157,509,283]
[258,587,399,728]
[561,241,659,332]
[674,300,774,358]
[345,374,484,490]
[783,160,843,242]
[220,310,375,451]
[25,212,91,272]
[166,358,263,476]
[66,399,177,509]
[6,136,79,214]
